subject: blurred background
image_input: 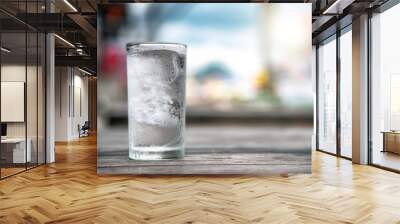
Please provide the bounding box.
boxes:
[97,3,313,169]
[98,3,312,125]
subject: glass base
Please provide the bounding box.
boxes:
[129,146,184,160]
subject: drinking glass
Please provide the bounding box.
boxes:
[126,43,186,160]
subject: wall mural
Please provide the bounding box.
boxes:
[97,3,312,175]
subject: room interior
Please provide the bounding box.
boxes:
[0,30,46,178]
[0,0,400,222]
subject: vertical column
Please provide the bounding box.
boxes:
[336,30,341,156]
[46,1,55,163]
[352,14,369,164]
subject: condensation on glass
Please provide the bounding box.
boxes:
[126,43,186,160]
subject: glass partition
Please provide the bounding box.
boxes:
[26,0,43,169]
[27,30,38,169]
[0,1,46,179]
[1,30,28,178]
[371,4,400,171]
[339,28,352,158]
[317,36,337,154]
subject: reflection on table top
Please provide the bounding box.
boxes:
[97,122,312,175]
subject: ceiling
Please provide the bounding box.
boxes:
[310,0,389,43]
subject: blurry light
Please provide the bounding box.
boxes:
[63,0,78,12]
[54,34,75,48]
[76,48,88,56]
[78,67,93,76]
[75,43,85,48]
[1,47,11,53]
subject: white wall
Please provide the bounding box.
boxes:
[55,67,89,141]
[55,66,69,141]
[1,63,46,164]
[1,65,32,138]
[71,73,89,138]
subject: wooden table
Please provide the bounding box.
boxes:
[98,123,312,175]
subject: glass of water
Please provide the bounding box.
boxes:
[126,43,186,160]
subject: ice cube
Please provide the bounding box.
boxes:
[127,49,183,128]
[129,50,182,83]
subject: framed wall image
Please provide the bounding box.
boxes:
[1,81,25,122]
[97,3,312,175]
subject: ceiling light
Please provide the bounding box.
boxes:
[78,67,93,76]
[54,34,75,48]
[1,47,11,53]
[63,0,78,12]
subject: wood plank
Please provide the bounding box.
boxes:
[98,124,312,174]
[1,134,400,223]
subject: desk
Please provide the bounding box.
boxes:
[382,131,400,155]
[1,138,31,163]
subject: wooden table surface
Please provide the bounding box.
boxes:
[98,123,312,175]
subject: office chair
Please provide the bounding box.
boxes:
[79,121,90,138]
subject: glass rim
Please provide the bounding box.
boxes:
[126,42,186,48]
